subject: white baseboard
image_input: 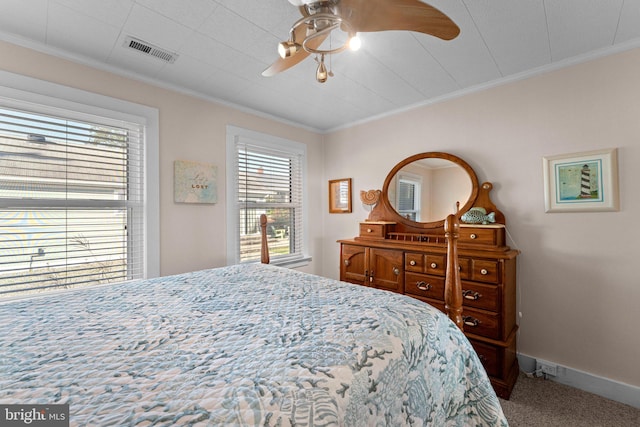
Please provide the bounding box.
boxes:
[517,354,640,409]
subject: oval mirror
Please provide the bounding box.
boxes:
[382,152,479,226]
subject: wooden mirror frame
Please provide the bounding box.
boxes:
[369,152,480,232]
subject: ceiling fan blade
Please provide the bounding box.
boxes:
[262,22,309,77]
[262,22,328,77]
[340,0,460,40]
[262,51,311,77]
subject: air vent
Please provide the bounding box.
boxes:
[123,36,178,63]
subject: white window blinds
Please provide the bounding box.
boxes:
[397,178,420,221]
[234,138,304,264]
[0,104,145,298]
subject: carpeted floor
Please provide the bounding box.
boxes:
[499,373,640,426]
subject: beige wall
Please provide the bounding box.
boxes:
[0,40,324,277]
[323,49,640,388]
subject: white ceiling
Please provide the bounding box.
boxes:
[1,0,640,132]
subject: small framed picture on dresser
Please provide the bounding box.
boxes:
[543,148,619,212]
[329,178,352,213]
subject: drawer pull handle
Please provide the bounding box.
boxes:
[409,260,416,266]
[430,262,437,268]
[367,228,373,233]
[480,269,488,275]
[463,316,480,327]
[470,233,477,239]
[463,290,481,300]
[344,259,351,266]
[393,267,400,276]
[416,281,432,291]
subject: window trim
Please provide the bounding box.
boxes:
[225,125,310,267]
[0,70,159,281]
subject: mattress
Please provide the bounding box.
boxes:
[0,263,507,426]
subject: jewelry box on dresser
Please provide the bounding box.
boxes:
[338,152,520,399]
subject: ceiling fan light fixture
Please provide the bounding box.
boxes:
[316,55,328,83]
[278,40,299,58]
[348,33,361,51]
[264,0,460,83]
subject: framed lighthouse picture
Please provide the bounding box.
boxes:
[543,148,619,212]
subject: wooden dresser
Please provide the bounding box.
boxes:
[338,152,520,399]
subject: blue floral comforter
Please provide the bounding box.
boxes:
[0,263,507,426]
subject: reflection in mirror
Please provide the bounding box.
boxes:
[388,158,473,223]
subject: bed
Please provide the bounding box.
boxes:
[0,216,507,426]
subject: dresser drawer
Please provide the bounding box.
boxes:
[358,222,395,240]
[405,273,444,300]
[458,257,472,280]
[462,281,499,312]
[415,299,501,340]
[359,223,386,239]
[461,307,501,340]
[405,253,446,276]
[405,253,424,272]
[459,227,501,246]
[469,340,500,377]
[471,259,499,283]
[426,255,446,276]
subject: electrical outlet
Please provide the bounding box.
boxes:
[536,359,557,377]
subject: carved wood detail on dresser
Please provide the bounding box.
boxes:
[339,152,520,399]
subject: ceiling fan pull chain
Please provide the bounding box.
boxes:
[329,49,334,77]
[328,30,334,77]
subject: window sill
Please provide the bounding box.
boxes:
[269,255,312,269]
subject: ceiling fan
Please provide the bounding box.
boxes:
[262,0,460,83]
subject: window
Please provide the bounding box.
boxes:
[0,74,158,298]
[226,126,308,266]
[397,174,422,221]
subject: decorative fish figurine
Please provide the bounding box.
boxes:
[461,207,496,224]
